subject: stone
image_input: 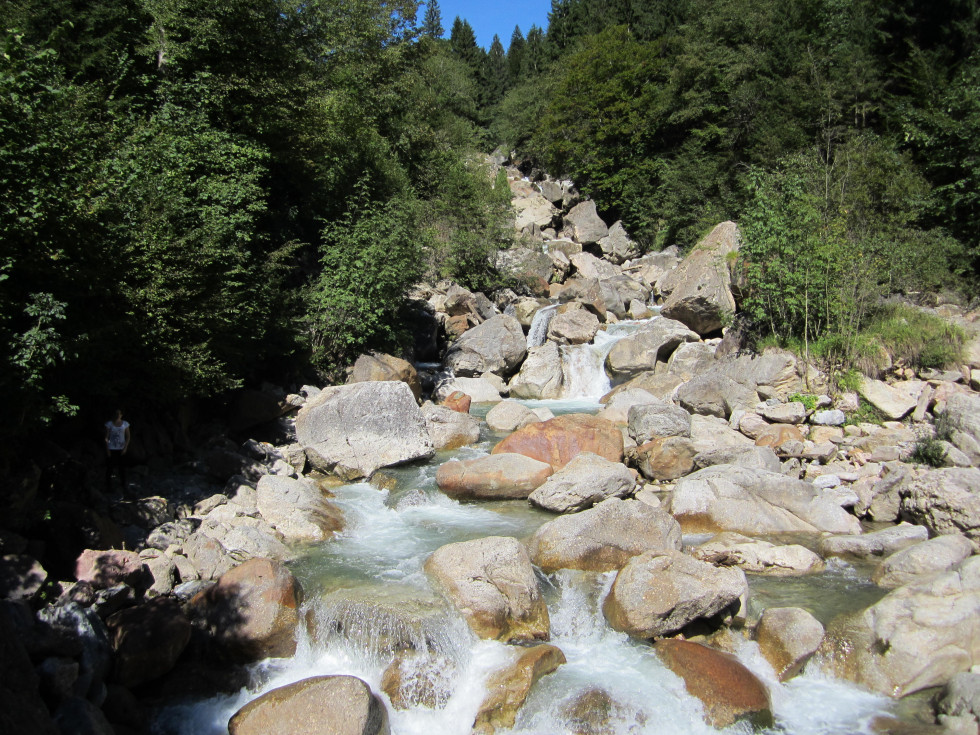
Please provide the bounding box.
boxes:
[75,549,147,591]
[296,381,434,481]
[190,558,301,662]
[689,415,755,454]
[110,495,174,529]
[659,221,741,336]
[872,535,975,588]
[813,409,847,426]
[146,519,197,551]
[106,598,191,687]
[738,412,769,440]
[670,465,863,535]
[492,413,624,470]
[139,550,176,597]
[424,536,549,643]
[900,468,980,543]
[556,277,607,319]
[759,402,807,424]
[569,251,620,281]
[654,639,773,729]
[693,446,781,473]
[229,675,389,735]
[381,652,454,710]
[256,475,343,543]
[627,401,692,443]
[347,352,422,401]
[564,200,609,244]
[633,436,697,481]
[421,402,481,450]
[0,601,58,735]
[600,372,683,404]
[472,645,566,733]
[665,341,717,381]
[862,463,909,522]
[936,673,980,729]
[53,698,114,735]
[628,299,654,320]
[547,308,600,345]
[605,318,699,379]
[677,372,759,419]
[690,533,824,576]
[436,377,501,404]
[597,221,638,263]
[754,607,825,681]
[945,393,980,465]
[445,314,528,378]
[0,554,48,603]
[182,532,236,580]
[486,400,541,433]
[508,342,564,400]
[754,424,807,454]
[527,498,681,573]
[436,454,554,500]
[528,453,635,513]
[603,550,747,638]
[819,522,929,559]
[36,602,112,704]
[857,378,924,420]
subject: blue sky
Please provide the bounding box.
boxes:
[429,0,553,51]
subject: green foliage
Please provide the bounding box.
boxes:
[861,304,965,371]
[422,0,443,38]
[788,393,818,412]
[845,399,886,427]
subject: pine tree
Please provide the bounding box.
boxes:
[483,34,508,107]
[449,17,484,73]
[508,26,525,84]
[422,0,444,39]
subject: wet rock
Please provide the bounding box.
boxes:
[441,390,472,413]
[256,475,344,543]
[819,522,929,559]
[654,639,773,729]
[36,603,112,704]
[691,533,824,576]
[633,436,697,481]
[605,319,699,379]
[436,454,554,500]
[424,536,549,643]
[228,675,389,735]
[381,652,455,710]
[627,402,692,443]
[473,645,566,733]
[899,467,980,543]
[444,315,527,377]
[677,372,759,420]
[106,597,191,687]
[486,400,542,433]
[492,413,624,470]
[603,550,747,638]
[528,497,681,573]
[421,402,481,450]
[296,381,433,481]
[528,453,635,513]
[508,342,564,400]
[871,535,975,588]
[348,352,422,401]
[754,607,825,681]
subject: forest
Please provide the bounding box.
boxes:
[1,0,977,461]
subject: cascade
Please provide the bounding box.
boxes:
[526,303,559,348]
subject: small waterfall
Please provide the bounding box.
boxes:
[558,320,653,401]
[526,303,559,348]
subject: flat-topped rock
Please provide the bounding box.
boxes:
[872,535,975,588]
[492,413,623,469]
[436,454,554,500]
[691,533,825,576]
[528,453,635,513]
[819,522,928,559]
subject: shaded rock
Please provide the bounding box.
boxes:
[677,372,759,419]
[754,607,825,681]
[421,402,481,450]
[527,498,681,573]
[348,352,422,401]
[139,550,176,597]
[670,465,862,534]
[486,400,541,433]
[436,454,553,500]
[564,200,609,244]
[36,602,112,704]
[945,393,980,465]
[53,697,114,735]
[424,536,549,643]
[229,675,389,735]
[627,401,692,443]
[528,453,634,513]
[106,598,191,687]
[508,342,564,400]
[819,523,928,559]
[296,381,433,481]
[691,533,824,576]
[0,601,58,735]
[0,554,48,603]
[605,319,699,379]
[654,639,773,729]
[633,437,697,481]
[547,308,600,345]
[473,645,566,733]
[228,389,290,433]
[145,519,197,552]
[598,221,638,264]
[603,550,747,638]
[444,315,527,377]
[75,550,147,591]
[492,413,623,470]
[256,475,343,543]
[858,379,924,421]
[900,467,980,543]
[872,535,975,588]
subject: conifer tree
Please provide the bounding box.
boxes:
[483,34,508,106]
[508,26,525,84]
[422,0,444,39]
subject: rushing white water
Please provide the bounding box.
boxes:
[526,304,559,348]
[558,318,653,401]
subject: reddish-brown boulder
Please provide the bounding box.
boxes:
[75,549,148,590]
[436,454,554,500]
[107,597,191,687]
[754,424,806,452]
[491,414,623,469]
[633,436,697,481]
[654,639,772,729]
[441,391,472,413]
[348,352,422,401]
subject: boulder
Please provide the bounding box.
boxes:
[666,342,717,380]
[603,550,747,638]
[424,536,549,643]
[669,465,863,535]
[659,221,740,336]
[677,372,759,419]
[444,315,527,377]
[381,652,454,710]
[759,402,807,424]
[715,350,804,401]
[569,251,620,281]
[0,602,58,735]
[182,532,236,580]
[564,200,609,244]
[106,598,191,687]
[472,645,566,733]
[633,436,697,481]
[857,378,924,421]
[0,554,48,603]
[436,454,554,500]
[813,409,847,426]
[296,381,434,481]
[486,400,542,433]
[690,533,824,576]
[627,402,692,443]
[936,673,980,731]
[753,607,825,681]
[256,475,343,543]
[527,498,681,573]
[872,535,975,588]
[818,522,927,559]
[654,639,773,729]
[75,549,147,591]
[492,414,624,470]
[421,402,481,450]
[601,372,683,403]
[556,278,607,320]
[598,221,638,264]
[190,558,301,662]
[693,446,781,473]
[435,377,502,404]
[605,319,699,379]
[514,194,558,232]
[945,393,980,464]
[754,424,806,454]
[689,415,755,454]
[547,308,600,345]
[595,388,661,425]
[347,352,422,401]
[818,556,980,697]
[528,453,635,513]
[900,467,980,543]
[441,390,472,413]
[229,675,389,735]
[508,342,564,400]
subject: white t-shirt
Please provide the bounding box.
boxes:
[105,420,130,451]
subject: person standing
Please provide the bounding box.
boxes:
[105,409,131,492]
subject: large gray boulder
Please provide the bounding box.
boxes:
[666,342,717,380]
[900,467,980,543]
[691,533,824,576]
[945,393,980,465]
[857,378,924,421]
[819,522,928,559]
[595,388,662,425]
[659,221,740,335]
[424,536,549,643]
[508,342,564,400]
[669,465,862,535]
[444,315,527,377]
[256,475,343,543]
[627,401,692,443]
[528,453,635,513]
[598,221,638,264]
[527,498,681,573]
[872,535,975,588]
[677,372,759,419]
[602,550,747,638]
[605,318,700,379]
[296,381,434,481]
[421,402,481,450]
[547,308,600,345]
[513,193,558,232]
[569,252,619,281]
[564,200,609,244]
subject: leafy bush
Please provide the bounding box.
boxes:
[910,436,947,467]
[788,393,818,411]
[845,399,886,427]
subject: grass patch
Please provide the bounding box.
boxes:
[862,304,965,371]
[845,398,887,426]
[788,393,818,411]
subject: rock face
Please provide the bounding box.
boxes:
[754,607,825,681]
[424,536,549,643]
[857,378,923,421]
[899,467,980,543]
[669,465,862,535]
[654,639,773,729]
[348,352,422,401]
[492,414,624,469]
[106,597,191,687]
[605,319,699,379]
[486,400,541,433]
[690,533,824,576]
[527,498,682,573]
[444,315,527,377]
[421,402,481,450]
[818,556,980,697]
[564,200,609,244]
[547,308,600,345]
[627,402,692,443]
[191,558,301,662]
[659,221,741,336]
[472,645,566,734]
[818,522,928,559]
[602,550,747,638]
[871,535,975,588]
[229,675,389,735]
[296,381,433,481]
[508,342,564,400]
[528,453,635,513]
[256,475,343,543]
[945,393,980,465]
[436,454,554,500]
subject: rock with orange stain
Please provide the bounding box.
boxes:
[491,414,623,470]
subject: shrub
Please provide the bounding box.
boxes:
[788,393,818,411]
